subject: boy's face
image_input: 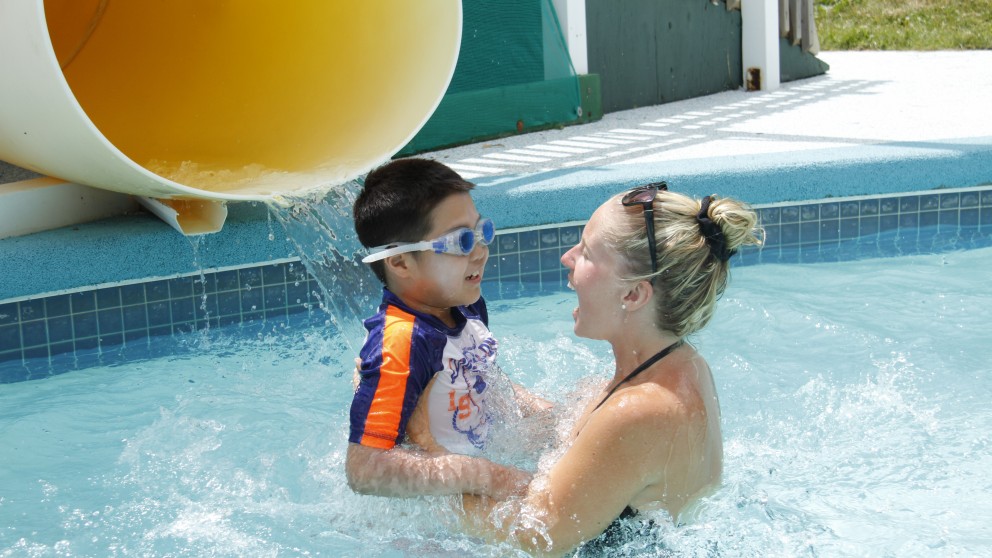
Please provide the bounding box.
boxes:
[396,192,489,319]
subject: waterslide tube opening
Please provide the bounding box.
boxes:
[0,0,462,210]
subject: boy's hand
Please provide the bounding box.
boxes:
[352,357,361,390]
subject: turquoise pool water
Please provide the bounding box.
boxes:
[1,246,991,556]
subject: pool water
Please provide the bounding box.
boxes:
[1,247,990,557]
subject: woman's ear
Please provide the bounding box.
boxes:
[622,279,654,312]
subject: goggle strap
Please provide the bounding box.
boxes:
[360,241,433,263]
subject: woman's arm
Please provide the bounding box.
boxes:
[460,388,680,556]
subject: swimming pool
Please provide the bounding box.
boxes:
[2,217,990,556]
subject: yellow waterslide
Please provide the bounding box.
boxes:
[0,0,461,233]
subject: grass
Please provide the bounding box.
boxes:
[814,0,992,50]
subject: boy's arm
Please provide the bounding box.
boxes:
[345,442,530,499]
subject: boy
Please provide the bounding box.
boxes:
[346,158,533,499]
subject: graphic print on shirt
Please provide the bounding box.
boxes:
[443,333,497,451]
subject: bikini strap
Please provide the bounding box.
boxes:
[593,339,684,412]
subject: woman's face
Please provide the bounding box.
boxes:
[560,201,630,341]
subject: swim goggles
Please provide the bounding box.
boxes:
[621,182,667,274]
[361,217,495,263]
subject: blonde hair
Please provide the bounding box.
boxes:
[604,191,763,337]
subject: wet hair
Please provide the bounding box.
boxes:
[604,190,764,337]
[353,158,475,283]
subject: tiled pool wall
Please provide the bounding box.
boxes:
[2,186,991,379]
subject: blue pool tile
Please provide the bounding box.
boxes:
[498,233,518,253]
[239,267,262,290]
[170,298,195,324]
[123,283,149,308]
[168,276,194,299]
[899,196,920,213]
[262,263,287,286]
[123,305,148,331]
[96,286,121,309]
[19,299,45,322]
[75,336,99,351]
[780,206,800,223]
[242,310,264,323]
[879,197,899,215]
[980,190,992,207]
[559,225,582,246]
[144,280,170,302]
[780,223,799,245]
[757,207,780,225]
[819,202,839,219]
[499,254,520,277]
[920,194,940,211]
[737,249,760,267]
[72,312,98,339]
[0,303,18,325]
[23,346,48,360]
[49,342,73,358]
[264,308,288,321]
[216,291,242,316]
[0,324,20,351]
[860,216,879,236]
[800,204,819,221]
[47,316,73,343]
[980,207,992,227]
[124,329,148,343]
[541,270,564,289]
[879,214,899,232]
[939,210,959,228]
[45,295,71,318]
[519,251,540,274]
[899,212,918,229]
[840,201,860,218]
[484,258,499,280]
[241,287,263,313]
[263,285,287,309]
[99,333,123,348]
[940,192,960,209]
[286,281,310,307]
[763,224,781,247]
[218,315,241,327]
[800,221,819,244]
[98,308,123,334]
[147,302,171,327]
[539,228,559,248]
[519,230,539,251]
[859,199,879,216]
[20,321,47,347]
[918,211,939,228]
[198,295,218,319]
[961,192,980,208]
[539,247,564,271]
[287,263,309,284]
[215,270,240,292]
[148,325,171,338]
[839,218,859,239]
[195,273,217,294]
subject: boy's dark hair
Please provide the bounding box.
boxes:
[354,158,475,283]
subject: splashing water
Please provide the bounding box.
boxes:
[1,203,991,557]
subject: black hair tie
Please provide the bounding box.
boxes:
[696,196,736,262]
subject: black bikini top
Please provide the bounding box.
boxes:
[592,339,684,413]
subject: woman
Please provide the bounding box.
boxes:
[460,182,763,555]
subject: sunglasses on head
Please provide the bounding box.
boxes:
[362,217,496,263]
[621,181,668,274]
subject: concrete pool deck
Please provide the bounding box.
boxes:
[2,51,991,301]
